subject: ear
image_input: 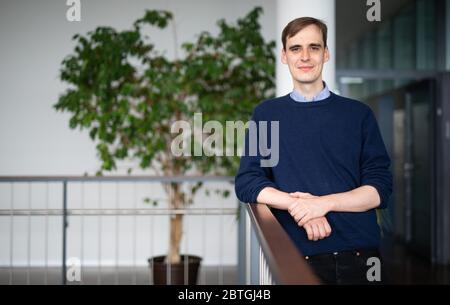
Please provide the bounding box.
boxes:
[324,46,330,63]
[281,48,287,65]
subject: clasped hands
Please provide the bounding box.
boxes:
[287,192,332,241]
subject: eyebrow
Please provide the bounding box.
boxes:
[288,43,322,50]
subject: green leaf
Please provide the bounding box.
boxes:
[89,127,98,140]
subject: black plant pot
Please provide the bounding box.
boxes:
[149,255,202,285]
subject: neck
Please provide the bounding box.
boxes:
[294,79,324,100]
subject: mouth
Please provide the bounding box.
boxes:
[298,66,314,72]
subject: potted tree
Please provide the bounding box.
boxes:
[54,7,275,284]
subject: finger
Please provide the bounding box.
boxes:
[323,219,332,236]
[317,222,326,239]
[302,192,314,198]
[304,224,313,240]
[289,204,301,216]
[298,212,311,227]
[291,204,306,219]
[294,209,307,224]
[311,223,320,241]
[287,201,298,214]
[289,192,303,196]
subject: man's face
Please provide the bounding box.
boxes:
[281,24,329,86]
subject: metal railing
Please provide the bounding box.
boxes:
[0,175,236,285]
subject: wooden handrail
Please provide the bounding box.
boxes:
[246,203,321,285]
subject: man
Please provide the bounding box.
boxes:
[234,17,392,284]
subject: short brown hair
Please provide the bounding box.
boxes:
[282,17,328,50]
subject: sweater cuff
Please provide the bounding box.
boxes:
[249,181,278,204]
[365,183,389,209]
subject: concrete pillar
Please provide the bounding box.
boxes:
[276,0,336,96]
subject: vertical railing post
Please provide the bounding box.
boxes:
[9,183,14,285]
[245,209,251,285]
[237,202,247,285]
[62,180,68,285]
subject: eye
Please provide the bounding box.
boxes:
[291,47,300,52]
[310,46,320,51]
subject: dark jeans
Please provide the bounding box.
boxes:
[305,249,385,285]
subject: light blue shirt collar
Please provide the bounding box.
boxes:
[290,82,330,102]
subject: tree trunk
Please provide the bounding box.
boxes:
[168,183,184,264]
[168,214,183,264]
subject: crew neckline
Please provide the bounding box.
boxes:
[286,91,336,107]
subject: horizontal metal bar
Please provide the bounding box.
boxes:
[0,175,234,183]
[0,208,237,216]
[337,69,437,80]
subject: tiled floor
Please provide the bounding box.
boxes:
[3,239,450,285]
[0,265,237,285]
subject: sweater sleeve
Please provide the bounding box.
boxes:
[234,107,278,204]
[360,109,393,209]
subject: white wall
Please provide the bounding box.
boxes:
[276,0,336,96]
[0,0,276,267]
[0,0,276,175]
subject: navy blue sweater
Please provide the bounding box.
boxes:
[235,92,393,256]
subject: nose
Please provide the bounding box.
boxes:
[300,48,310,61]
